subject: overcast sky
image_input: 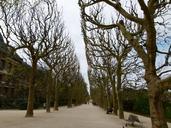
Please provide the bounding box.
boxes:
[56,0,90,89]
[56,0,171,87]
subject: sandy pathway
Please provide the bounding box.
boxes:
[0,104,170,128]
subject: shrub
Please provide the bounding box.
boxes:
[164,102,171,119]
[133,96,150,115]
[123,99,134,112]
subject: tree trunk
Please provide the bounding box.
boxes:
[112,76,118,115]
[149,96,168,128]
[117,90,124,119]
[107,68,118,115]
[147,78,168,128]
[100,86,105,108]
[106,86,112,108]
[25,60,37,117]
[54,78,59,111]
[46,92,51,112]
[46,70,52,113]
[116,61,124,119]
[67,85,72,108]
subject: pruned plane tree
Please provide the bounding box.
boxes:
[79,0,171,128]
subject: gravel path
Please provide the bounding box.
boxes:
[0,104,170,128]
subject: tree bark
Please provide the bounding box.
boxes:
[107,67,118,115]
[117,89,124,119]
[106,85,112,109]
[112,75,118,115]
[54,78,59,111]
[100,86,105,108]
[67,85,72,108]
[25,60,37,117]
[46,92,51,112]
[149,96,168,128]
[46,70,52,113]
[147,77,168,128]
[143,19,168,127]
[116,60,124,119]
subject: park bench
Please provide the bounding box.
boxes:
[124,114,144,128]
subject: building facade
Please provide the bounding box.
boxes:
[0,33,25,107]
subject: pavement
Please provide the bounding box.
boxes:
[0,104,170,128]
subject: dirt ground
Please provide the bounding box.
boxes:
[0,104,170,128]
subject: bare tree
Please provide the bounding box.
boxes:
[79,0,171,128]
[0,0,65,117]
[81,12,139,118]
[43,36,75,111]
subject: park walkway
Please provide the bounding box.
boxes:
[0,104,171,128]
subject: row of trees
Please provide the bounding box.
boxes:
[79,0,171,128]
[0,0,89,117]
